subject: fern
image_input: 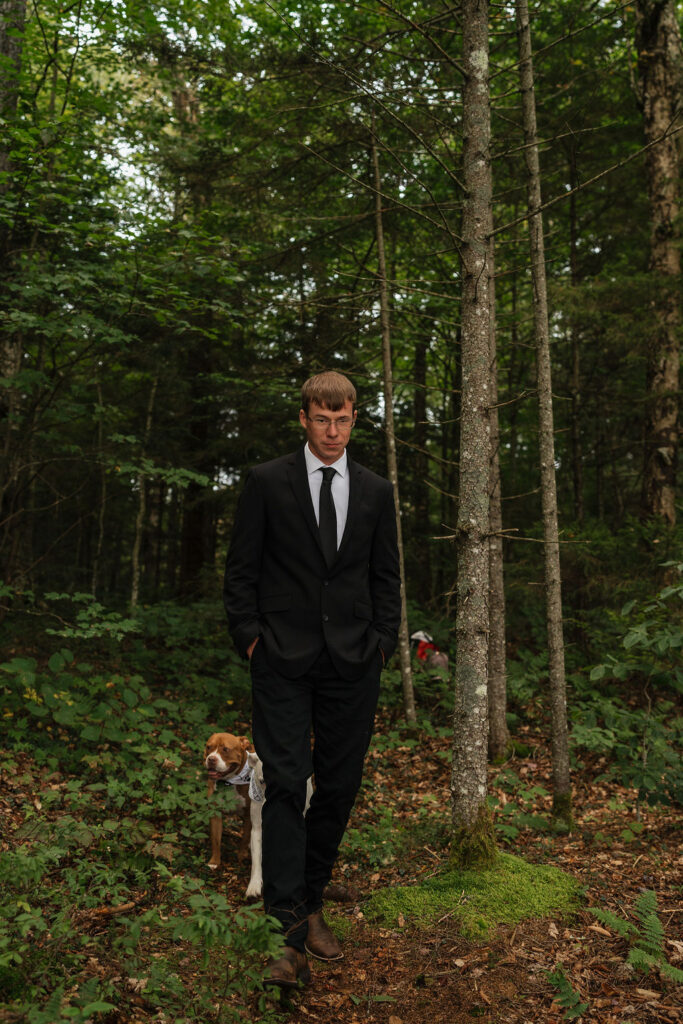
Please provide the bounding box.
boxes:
[589,906,636,939]
[628,947,659,974]
[592,891,682,984]
[29,985,65,1024]
[547,965,589,1021]
[633,890,665,959]
[660,961,683,984]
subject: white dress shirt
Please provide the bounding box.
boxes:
[304,443,349,549]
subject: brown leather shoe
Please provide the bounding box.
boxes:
[305,910,343,961]
[263,946,311,989]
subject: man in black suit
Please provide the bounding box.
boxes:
[223,371,400,988]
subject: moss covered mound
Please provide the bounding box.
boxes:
[365,852,582,939]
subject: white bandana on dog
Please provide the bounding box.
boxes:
[220,761,265,804]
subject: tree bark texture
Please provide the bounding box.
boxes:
[635,0,681,526]
[516,0,572,824]
[450,0,495,863]
[372,126,417,725]
[487,233,510,761]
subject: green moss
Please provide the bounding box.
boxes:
[449,803,497,870]
[510,740,532,758]
[325,913,353,941]
[552,792,574,831]
[365,852,582,939]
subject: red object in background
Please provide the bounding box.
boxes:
[416,640,437,663]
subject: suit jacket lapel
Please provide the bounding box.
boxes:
[287,447,326,559]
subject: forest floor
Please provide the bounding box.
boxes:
[209,715,683,1024]
[1,708,681,1024]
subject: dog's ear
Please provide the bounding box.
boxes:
[238,736,252,751]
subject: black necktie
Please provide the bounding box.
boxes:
[319,467,337,566]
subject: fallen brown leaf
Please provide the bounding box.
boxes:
[588,924,612,936]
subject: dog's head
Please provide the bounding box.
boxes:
[204,732,252,780]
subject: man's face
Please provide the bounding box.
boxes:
[299,399,357,465]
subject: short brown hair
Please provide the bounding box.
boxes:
[300,371,356,415]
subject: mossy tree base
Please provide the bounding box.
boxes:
[449,804,497,871]
[552,792,574,832]
[365,852,582,940]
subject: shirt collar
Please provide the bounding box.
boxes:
[304,443,348,478]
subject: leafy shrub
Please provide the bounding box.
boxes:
[589,562,683,695]
[488,769,552,841]
[0,623,280,1022]
[572,564,683,808]
[342,806,404,868]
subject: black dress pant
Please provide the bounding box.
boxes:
[250,642,381,952]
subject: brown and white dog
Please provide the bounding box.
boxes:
[204,732,313,900]
[204,732,266,898]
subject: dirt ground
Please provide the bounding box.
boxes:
[210,720,682,1024]
[1,717,680,1023]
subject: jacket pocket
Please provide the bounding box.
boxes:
[259,592,292,613]
[354,600,373,620]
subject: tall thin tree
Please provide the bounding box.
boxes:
[0,0,27,581]
[516,0,572,826]
[450,0,496,867]
[635,0,681,526]
[487,232,509,761]
[371,123,417,724]
[131,375,159,608]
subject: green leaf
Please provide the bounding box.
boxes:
[48,652,65,673]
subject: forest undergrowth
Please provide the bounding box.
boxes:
[0,599,681,1024]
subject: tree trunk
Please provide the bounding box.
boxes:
[178,350,214,597]
[371,123,417,725]
[413,337,431,605]
[516,0,572,827]
[636,0,681,526]
[450,0,496,869]
[487,233,509,762]
[568,149,584,525]
[0,0,26,576]
[0,0,25,174]
[91,381,107,597]
[131,375,158,608]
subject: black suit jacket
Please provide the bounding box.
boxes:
[223,446,401,680]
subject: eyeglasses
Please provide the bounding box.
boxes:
[307,415,354,429]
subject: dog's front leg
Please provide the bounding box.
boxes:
[245,799,263,898]
[208,814,223,869]
[207,779,222,869]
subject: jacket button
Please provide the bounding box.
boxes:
[323,614,329,622]
[323,580,329,586]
